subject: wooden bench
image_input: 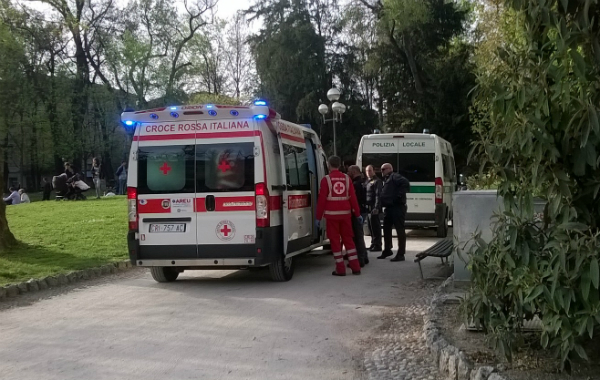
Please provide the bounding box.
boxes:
[414,238,453,279]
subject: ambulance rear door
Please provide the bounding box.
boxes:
[194,123,258,261]
[275,121,314,255]
[135,123,198,260]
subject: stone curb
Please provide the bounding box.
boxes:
[0,260,134,302]
[423,275,509,380]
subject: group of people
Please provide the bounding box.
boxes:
[315,156,410,276]
[3,187,30,205]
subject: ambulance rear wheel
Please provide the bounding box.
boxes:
[269,255,294,282]
[150,267,179,282]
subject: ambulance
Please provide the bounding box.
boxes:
[356,133,456,238]
[122,102,330,282]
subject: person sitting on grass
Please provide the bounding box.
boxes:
[3,187,21,205]
[19,188,31,203]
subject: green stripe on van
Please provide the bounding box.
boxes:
[409,186,435,193]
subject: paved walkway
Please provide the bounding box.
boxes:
[0,230,446,380]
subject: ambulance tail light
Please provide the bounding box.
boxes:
[255,182,270,227]
[435,177,443,204]
[127,187,138,230]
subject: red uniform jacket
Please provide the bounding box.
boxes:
[316,169,361,220]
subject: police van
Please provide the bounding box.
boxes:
[356,133,456,237]
[122,102,329,282]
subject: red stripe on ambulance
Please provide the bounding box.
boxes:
[133,130,261,141]
[280,133,305,144]
[138,199,170,213]
[270,195,282,211]
[215,196,255,211]
[287,194,311,210]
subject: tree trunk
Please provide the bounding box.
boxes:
[0,144,17,251]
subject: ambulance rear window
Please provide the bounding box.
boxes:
[196,143,255,192]
[137,145,195,194]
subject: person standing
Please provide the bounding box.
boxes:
[316,156,363,276]
[3,187,21,205]
[365,165,383,252]
[378,163,410,262]
[42,177,52,200]
[64,162,76,179]
[347,165,369,266]
[91,157,102,199]
[116,161,127,195]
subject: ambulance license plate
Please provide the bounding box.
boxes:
[149,223,186,233]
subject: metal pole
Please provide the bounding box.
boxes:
[333,112,337,157]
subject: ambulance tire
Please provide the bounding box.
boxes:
[150,267,179,282]
[269,255,294,282]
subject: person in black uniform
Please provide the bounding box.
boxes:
[364,165,383,251]
[347,165,369,266]
[378,163,410,262]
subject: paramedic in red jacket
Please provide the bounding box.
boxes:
[316,156,364,276]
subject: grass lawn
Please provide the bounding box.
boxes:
[0,196,128,286]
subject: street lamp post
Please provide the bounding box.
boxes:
[318,88,346,157]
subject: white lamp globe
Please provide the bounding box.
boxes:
[318,104,329,115]
[327,88,341,102]
[332,102,346,114]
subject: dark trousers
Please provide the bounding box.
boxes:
[367,210,382,248]
[383,206,407,257]
[43,190,51,201]
[352,214,368,265]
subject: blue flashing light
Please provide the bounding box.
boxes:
[255,114,267,120]
[254,100,267,106]
[206,104,214,109]
[170,106,177,110]
[230,110,239,116]
[170,112,179,118]
[124,120,135,126]
[208,110,217,116]
[150,113,158,119]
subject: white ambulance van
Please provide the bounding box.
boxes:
[356,133,456,237]
[122,102,329,282]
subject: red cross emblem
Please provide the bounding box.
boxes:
[159,162,172,175]
[218,159,231,172]
[333,181,346,195]
[220,224,232,237]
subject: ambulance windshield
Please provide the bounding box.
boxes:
[137,143,254,194]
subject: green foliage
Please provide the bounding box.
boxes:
[466,173,500,190]
[0,197,128,285]
[371,0,475,169]
[465,0,600,370]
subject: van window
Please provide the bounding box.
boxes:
[137,145,195,194]
[197,143,255,192]
[360,153,397,176]
[398,153,435,182]
[282,143,310,190]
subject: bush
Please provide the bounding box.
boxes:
[464,0,600,371]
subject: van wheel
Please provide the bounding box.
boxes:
[269,255,294,282]
[150,267,179,282]
[437,214,449,238]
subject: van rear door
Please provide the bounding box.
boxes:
[194,133,257,258]
[396,136,436,222]
[136,134,198,260]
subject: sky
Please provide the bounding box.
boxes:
[214,0,254,18]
